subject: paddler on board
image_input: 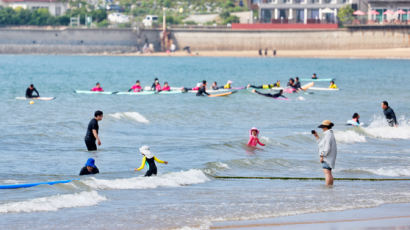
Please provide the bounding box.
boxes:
[128,80,143,92]
[247,80,280,90]
[252,89,287,99]
[196,80,210,96]
[223,80,233,89]
[329,80,338,89]
[135,145,168,177]
[91,82,104,92]
[25,84,40,98]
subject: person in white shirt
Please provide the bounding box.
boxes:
[312,120,337,186]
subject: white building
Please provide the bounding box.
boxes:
[108,13,130,24]
[1,0,69,16]
[368,0,410,22]
[258,0,358,24]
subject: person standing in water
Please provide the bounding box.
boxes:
[135,145,168,177]
[247,127,265,147]
[312,120,337,186]
[79,158,100,176]
[381,101,398,127]
[85,110,103,151]
[25,84,40,98]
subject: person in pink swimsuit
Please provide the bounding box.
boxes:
[247,127,265,147]
[91,82,104,92]
[162,82,171,91]
[129,80,142,92]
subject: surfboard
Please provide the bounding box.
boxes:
[309,87,339,91]
[208,91,236,97]
[117,90,183,95]
[75,90,118,95]
[300,78,334,82]
[0,179,76,189]
[249,89,289,100]
[301,82,314,90]
[16,97,55,101]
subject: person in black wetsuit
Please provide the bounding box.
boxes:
[135,145,168,177]
[294,77,302,91]
[196,80,210,96]
[252,89,287,99]
[312,73,318,79]
[381,101,398,127]
[151,78,159,90]
[84,110,103,151]
[211,81,221,90]
[79,158,100,176]
[25,84,40,98]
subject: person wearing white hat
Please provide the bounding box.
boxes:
[312,120,337,186]
[135,145,168,177]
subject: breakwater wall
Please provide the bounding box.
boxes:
[0,27,409,54]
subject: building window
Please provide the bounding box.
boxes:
[295,0,302,3]
[324,0,331,3]
[56,6,61,16]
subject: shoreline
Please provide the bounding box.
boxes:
[210,202,410,230]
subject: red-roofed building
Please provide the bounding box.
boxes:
[1,0,69,16]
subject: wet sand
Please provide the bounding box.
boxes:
[210,203,410,230]
[127,48,410,59]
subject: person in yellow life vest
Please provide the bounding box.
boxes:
[135,145,168,177]
[247,80,280,89]
[329,80,338,89]
[224,80,233,89]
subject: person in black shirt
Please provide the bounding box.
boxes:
[294,77,302,91]
[196,80,210,96]
[79,158,99,176]
[25,84,40,98]
[252,89,287,99]
[381,101,398,127]
[151,78,159,90]
[85,110,103,151]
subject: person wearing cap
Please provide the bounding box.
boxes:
[381,101,398,127]
[135,146,168,177]
[196,80,210,96]
[79,158,99,176]
[224,80,233,89]
[91,82,104,92]
[312,120,337,186]
[247,127,265,147]
[85,110,103,151]
[25,84,40,98]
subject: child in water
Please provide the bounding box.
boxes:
[135,145,168,177]
[247,127,265,147]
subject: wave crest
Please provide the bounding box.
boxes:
[108,112,149,124]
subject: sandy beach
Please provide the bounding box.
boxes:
[211,203,410,230]
[125,48,410,59]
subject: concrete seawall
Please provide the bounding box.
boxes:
[0,27,409,54]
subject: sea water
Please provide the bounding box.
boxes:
[0,55,409,229]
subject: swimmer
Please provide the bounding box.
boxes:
[162,82,171,91]
[382,101,398,127]
[247,127,265,147]
[329,80,338,89]
[252,89,287,99]
[91,82,104,92]
[346,113,361,127]
[135,145,168,177]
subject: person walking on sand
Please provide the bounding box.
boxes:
[382,101,398,127]
[84,110,103,151]
[135,145,168,177]
[312,120,337,186]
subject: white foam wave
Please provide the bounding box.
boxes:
[359,167,410,177]
[363,115,410,139]
[334,130,366,143]
[0,191,106,213]
[297,96,305,101]
[108,112,149,124]
[82,169,209,190]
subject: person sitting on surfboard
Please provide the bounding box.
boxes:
[329,80,338,89]
[346,113,362,127]
[247,127,265,147]
[151,78,159,90]
[162,82,171,91]
[79,158,100,176]
[252,89,287,99]
[25,84,40,98]
[247,80,280,89]
[153,81,161,92]
[129,80,142,92]
[294,77,303,91]
[312,73,318,79]
[196,80,210,96]
[224,80,233,89]
[135,145,168,177]
[91,82,104,92]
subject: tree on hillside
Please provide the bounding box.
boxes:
[337,5,354,26]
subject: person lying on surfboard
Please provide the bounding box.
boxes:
[211,81,221,90]
[91,82,104,92]
[247,127,265,147]
[25,84,40,98]
[252,89,287,99]
[128,80,142,92]
[247,80,280,89]
[224,80,233,89]
[135,145,168,177]
[312,73,318,79]
[329,80,338,89]
[162,82,171,91]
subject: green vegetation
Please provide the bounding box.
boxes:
[219,11,240,24]
[0,7,70,26]
[337,5,354,26]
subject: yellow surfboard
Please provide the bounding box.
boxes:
[301,82,314,91]
[208,91,234,97]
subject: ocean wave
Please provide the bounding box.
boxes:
[108,112,149,124]
[0,191,106,213]
[334,130,366,143]
[362,115,410,139]
[357,167,410,177]
[82,169,209,190]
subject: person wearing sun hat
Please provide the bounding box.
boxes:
[135,145,168,177]
[79,158,99,176]
[312,120,337,186]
